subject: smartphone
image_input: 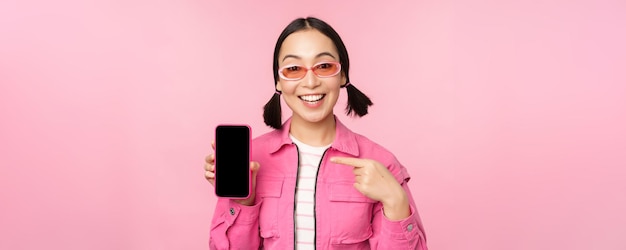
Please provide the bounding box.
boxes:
[214,125,251,199]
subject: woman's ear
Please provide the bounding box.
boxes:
[276,81,282,91]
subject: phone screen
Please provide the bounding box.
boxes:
[215,125,250,198]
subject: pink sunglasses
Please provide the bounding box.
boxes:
[278,61,342,81]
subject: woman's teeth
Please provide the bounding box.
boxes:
[299,94,325,102]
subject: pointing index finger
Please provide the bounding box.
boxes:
[330,157,365,168]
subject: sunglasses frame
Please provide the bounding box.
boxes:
[277,61,342,81]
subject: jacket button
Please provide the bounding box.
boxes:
[229,208,235,215]
[407,224,414,232]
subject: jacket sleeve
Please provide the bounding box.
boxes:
[368,161,428,250]
[209,198,262,250]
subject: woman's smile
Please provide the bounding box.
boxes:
[299,94,326,102]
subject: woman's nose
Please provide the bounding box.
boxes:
[301,69,320,88]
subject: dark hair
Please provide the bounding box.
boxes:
[263,17,373,129]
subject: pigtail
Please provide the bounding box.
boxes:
[343,82,373,117]
[263,91,282,129]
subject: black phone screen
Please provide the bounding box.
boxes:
[215,125,250,198]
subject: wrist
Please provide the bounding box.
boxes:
[234,195,256,206]
[382,191,410,220]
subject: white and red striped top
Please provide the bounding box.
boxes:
[290,135,330,250]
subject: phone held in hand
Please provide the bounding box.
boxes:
[214,125,251,199]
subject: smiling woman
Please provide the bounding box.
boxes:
[263,17,374,132]
[2,0,624,249]
[202,17,427,250]
[3,0,626,249]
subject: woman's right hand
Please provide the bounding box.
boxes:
[204,141,260,206]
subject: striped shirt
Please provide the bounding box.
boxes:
[290,135,330,250]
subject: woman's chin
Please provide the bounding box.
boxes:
[294,111,333,124]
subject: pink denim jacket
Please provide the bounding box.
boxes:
[210,118,427,249]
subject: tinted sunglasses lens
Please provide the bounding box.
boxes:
[313,63,340,77]
[281,66,306,79]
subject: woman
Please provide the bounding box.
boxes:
[204,17,427,250]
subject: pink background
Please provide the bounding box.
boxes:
[1,0,625,249]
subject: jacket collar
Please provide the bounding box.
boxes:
[268,116,360,157]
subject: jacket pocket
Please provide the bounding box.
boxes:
[256,178,284,239]
[327,182,376,246]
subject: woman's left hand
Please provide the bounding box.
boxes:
[330,157,410,220]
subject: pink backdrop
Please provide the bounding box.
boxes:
[1,0,625,249]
